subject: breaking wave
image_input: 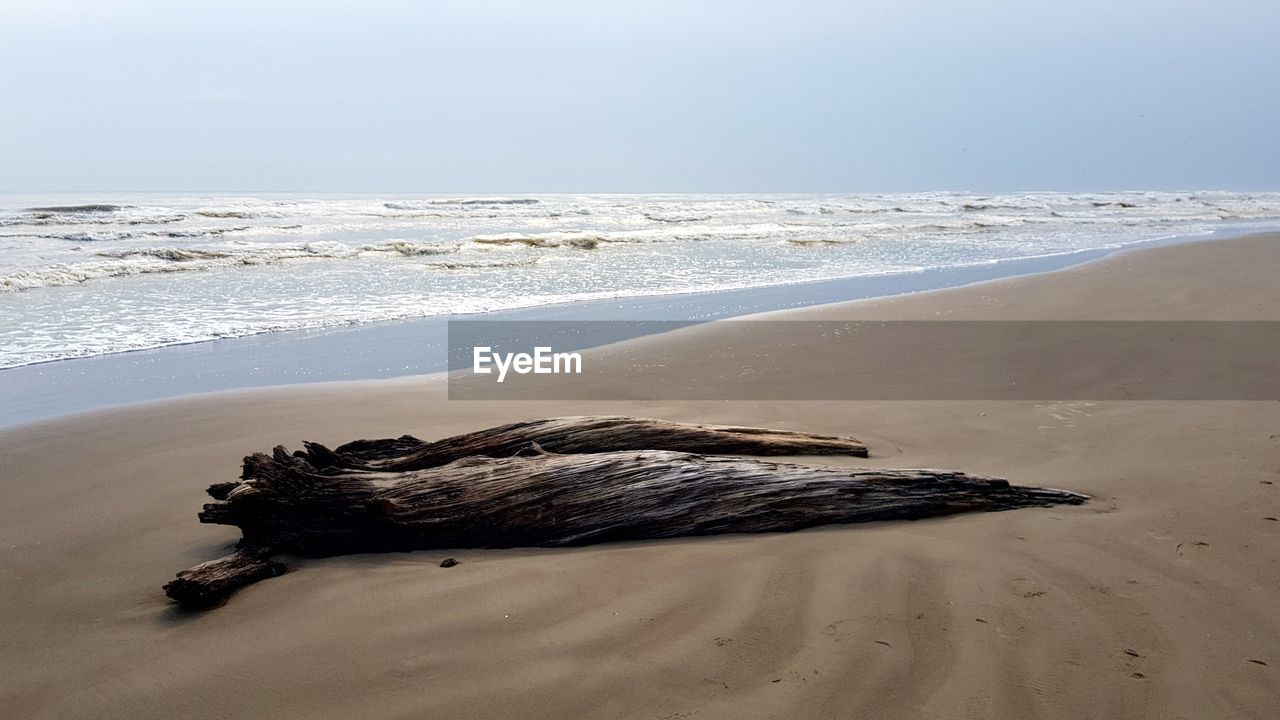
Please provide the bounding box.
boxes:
[385,198,540,210]
[195,210,255,219]
[427,258,542,270]
[96,248,231,262]
[31,225,291,243]
[471,233,620,249]
[26,203,122,213]
[788,238,860,246]
[643,212,714,223]
[365,241,460,256]
[0,238,473,292]
[3,243,349,291]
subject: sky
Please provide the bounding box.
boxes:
[3,0,1278,192]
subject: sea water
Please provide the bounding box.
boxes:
[2,191,1278,369]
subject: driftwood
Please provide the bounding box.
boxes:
[164,552,286,607]
[296,416,869,471]
[165,417,1084,607]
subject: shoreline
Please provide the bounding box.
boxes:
[3,231,1278,719]
[1,225,1269,428]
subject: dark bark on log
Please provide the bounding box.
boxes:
[162,551,286,607]
[166,418,1085,607]
[294,416,869,473]
[211,449,1086,555]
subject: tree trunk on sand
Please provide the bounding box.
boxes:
[296,415,870,472]
[164,417,1084,607]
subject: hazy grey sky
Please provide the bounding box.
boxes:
[3,0,1278,192]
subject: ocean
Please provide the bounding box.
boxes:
[2,191,1278,369]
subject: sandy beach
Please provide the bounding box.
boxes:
[3,233,1278,719]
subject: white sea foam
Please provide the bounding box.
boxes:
[1,191,1278,368]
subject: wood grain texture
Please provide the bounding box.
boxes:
[164,417,1084,607]
[302,415,870,472]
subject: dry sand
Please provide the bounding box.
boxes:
[2,233,1278,719]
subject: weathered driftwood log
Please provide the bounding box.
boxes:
[165,427,1085,607]
[164,551,286,607]
[295,416,869,473]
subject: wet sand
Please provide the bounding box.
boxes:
[2,233,1278,719]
